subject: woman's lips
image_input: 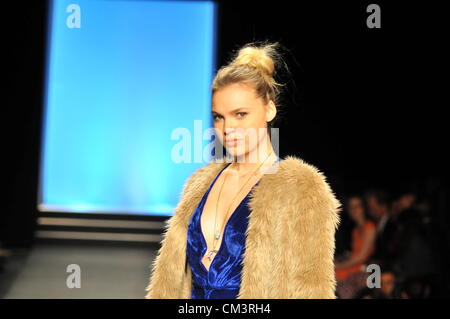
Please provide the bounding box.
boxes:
[225,138,242,146]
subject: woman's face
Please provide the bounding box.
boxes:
[212,82,275,160]
[347,197,365,223]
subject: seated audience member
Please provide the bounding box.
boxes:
[335,195,376,298]
[364,189,397,266]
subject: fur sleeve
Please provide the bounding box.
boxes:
[288,163,341,299]
[145,162,220,298]
[145,214,184,298]
[144,170,199,299]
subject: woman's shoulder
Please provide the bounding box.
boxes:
[363,220,376,231]
[185,155,338,201]
[276,155,336,193]
[260,155,341,211]
[190,158,228,179]
[275,156,342,242]
[181,159,227,191]
[190,158,226,175]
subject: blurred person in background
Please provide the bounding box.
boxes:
[380,271,396,299]
[390,190,438,292]
[354,268,400,299]
[400,276,432,299]
[364,189,397,267]
[335,195,376,298]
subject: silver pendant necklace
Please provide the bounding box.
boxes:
[205,151,275,262]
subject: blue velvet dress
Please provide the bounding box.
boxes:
[186,158,279,299]
[186,162,254,299]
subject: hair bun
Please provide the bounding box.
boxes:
[212,41,287,106]
[231,43,278,77]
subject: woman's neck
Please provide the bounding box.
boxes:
[356,218,366,227]
[231,138,277,176]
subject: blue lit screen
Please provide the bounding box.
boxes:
[39,0,217,215]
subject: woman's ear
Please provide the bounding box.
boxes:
[266,100,277,123]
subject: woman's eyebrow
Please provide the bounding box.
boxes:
[212,107,248,115]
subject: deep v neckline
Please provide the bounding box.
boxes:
[199,163,260,274]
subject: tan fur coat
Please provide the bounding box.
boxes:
[145,155,341,299]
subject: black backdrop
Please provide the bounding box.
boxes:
[1,1,448,247]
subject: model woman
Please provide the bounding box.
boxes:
[146,42,341,299]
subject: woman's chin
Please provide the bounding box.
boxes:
[224,145,247,158]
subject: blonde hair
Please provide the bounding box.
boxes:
[212,41,286,110]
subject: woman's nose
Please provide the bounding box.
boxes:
[223,129,235,140]
[223,118,237,134]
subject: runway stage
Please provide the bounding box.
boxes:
[0,241,157,299]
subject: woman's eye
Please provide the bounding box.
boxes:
[212,113,247,121]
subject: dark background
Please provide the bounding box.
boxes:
[1,0,448,276]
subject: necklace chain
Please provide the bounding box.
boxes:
[205,151,276,262]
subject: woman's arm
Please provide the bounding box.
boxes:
[334,225,376,270]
